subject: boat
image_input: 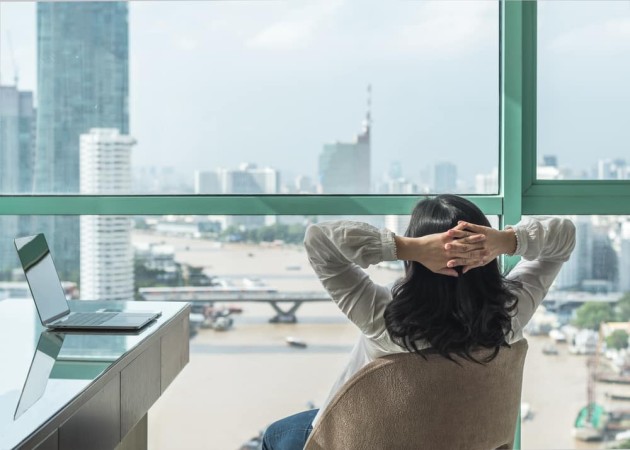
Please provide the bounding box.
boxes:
[596,374,630,384]
[542,344,559,355]
[549,329,567,343]
[520,402,531,420]
[286,337,307,348]
[573,403,607,441]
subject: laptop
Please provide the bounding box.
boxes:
[14,234,160,330]
[14,332,64,419]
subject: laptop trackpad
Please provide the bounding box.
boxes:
[104,314,155,329]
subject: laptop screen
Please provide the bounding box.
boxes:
[14,234,70,324]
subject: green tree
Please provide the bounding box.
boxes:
[573,302,616,330]
[606,330,629,350]
[610,438,630,449]
[615,293,630,322]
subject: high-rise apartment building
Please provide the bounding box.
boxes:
[319,88,372,194]
[319,122,371,194]
[36,3,129,281]
[619,222,630,293]
[598,159,629,180]
[0,86,36,277]
[80,129,134,301]
[434,162,457,193]
[555,217,593,290]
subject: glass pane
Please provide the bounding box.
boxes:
[521,215,630,449]
[1,212,498,448]
[0,1,499,195]
[537,1,630,180]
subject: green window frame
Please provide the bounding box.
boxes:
[1,1,628,447]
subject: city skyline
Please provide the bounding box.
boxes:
[2,1,628,187]
[0,1,499,186]
[0,1,629,291]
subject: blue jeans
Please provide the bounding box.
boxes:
[262,409,319,450]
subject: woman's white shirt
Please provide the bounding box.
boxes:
[305,217,576,426]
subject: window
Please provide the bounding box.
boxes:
[0,1,499,196]
[3,1,630,448]
[537,1,630,180]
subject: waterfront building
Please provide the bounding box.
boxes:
[318,133,371,193]
[80,129,134,301]
[35,2,129,281]
[556,217,593,290]
[0,85,36,277]
[591,231,618,291]
[318,95,371,194]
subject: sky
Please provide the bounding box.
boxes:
[0,1,629,189]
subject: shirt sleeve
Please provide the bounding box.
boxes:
[304,221,397,339]
[506,216,576,334]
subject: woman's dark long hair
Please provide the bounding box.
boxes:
[383,195,520,364]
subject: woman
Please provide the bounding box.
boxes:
[262,195,576,450]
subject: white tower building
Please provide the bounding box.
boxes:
[80,128,135,301]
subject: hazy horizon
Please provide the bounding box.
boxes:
[1,1,628,189]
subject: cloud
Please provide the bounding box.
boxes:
[246,1,343,51]
[549,18,630,55]
[177,36,199,52]
[392,2,496,57]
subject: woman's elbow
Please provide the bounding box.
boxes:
[303,223,321,248]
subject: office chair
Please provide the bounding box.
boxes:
[304,339,528,450]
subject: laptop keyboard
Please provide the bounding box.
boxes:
[59,312,118,326]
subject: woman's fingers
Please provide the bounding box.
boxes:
[458,221,487,234]
[451,222,469,231]
[445,234,485,250]
[445,245,485,257]
[446,229,475,239]
[446,252,487,268]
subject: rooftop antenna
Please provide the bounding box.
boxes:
[7,31,19,87]
[366,84,372,127]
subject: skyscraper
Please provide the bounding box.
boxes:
[319,88,372,194]
[36,3,129,281]
[556,217,593,290]
[80,129,134,301]
[434,162,457,193]
[0,85,36,277]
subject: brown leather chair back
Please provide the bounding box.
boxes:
[305,339,528,450]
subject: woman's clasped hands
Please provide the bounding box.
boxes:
[395,221,517,277]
